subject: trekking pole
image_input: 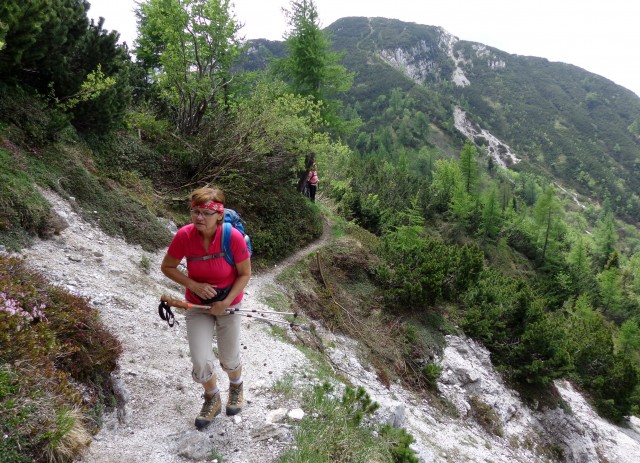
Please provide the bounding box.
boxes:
[160,294,211,310]
[226,307,298,317]
[226,311,301,328]
[159,295,305,329]
[160,295,298,316]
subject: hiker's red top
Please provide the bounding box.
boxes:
[167,224,250,304]
[308,170,319,185]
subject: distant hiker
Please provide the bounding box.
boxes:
[307,163,319,203]
[160,187,251,429]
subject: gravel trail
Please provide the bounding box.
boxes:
[22,189,328,463]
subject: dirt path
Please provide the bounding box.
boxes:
[22,190,331,463]
[20,190,640,463]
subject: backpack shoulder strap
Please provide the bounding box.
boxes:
[221,222,235,267]
[186,253,224,262]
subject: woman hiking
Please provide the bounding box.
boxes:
[307,163,319,203]
[160,187,251,429]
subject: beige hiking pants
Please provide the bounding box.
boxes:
[185,303,242,384]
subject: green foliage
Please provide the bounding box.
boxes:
[135,0,243,134]
[48,162,172,252]
[593,212,619,269]
[565,235,596,295]
[0,0,87,89]
[329,157,432,235]
[562,296,638,421]
[479,188,502,242]
[375,226,483,307]
[0,2,131,133]
[421,362,443,390]
[0,83,70,146]
[191,78,335,189]
[337,190,383,234]
[432,159,462,211]
[248,185,323,264]
[0,148,50,249]
[619,320,640,355]
[0,118,172,252]
[276,0,354,131]
[592,353,638,423]
[85,130,167,182]
[599,267,624,319]
[67,17,132,132]
[461,269,570,385]
[459,141,479,195]
[279,383,417,463]
[340,385,380,425]
[455,40,640,221]
[533,185,565,265]
[50,64,116,111]
[379,424,419,463]
[468,395,504,437]
[0,255,121,461]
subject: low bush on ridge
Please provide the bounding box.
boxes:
[279,383,418,463]
[0,255,122,462]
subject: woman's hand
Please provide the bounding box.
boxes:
[207,300,230,316]
[188,281,218,302]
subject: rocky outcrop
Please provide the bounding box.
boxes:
[454,105,521,167]
[440,335,640,463]
[378,40,444,85]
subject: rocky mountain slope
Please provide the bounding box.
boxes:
[247,17,640,221]
[15,190,640,462]
[328,17,640,218]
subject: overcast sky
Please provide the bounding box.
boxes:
[88,0,640,97]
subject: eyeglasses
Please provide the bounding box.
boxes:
[190,209,218,218]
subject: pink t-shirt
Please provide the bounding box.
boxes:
[308,171,318,185]
[167,224,250,305]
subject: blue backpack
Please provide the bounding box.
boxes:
[186,208,252,268]
[220,209,252,267]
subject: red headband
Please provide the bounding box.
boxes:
[192,201,224,213]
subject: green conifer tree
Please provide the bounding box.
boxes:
[459,141,479,195]
[533,185,564,265]
[594,211,619,269]
[277,0,353,132]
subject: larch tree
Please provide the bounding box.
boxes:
[432,159,462,211]
[533,185,564,265]
[278,0,353,134]
[459,141,479,195]
[566,236,594,294]
[593,211,619,269]
[480,188,502,242]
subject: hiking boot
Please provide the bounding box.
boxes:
[195,392,221,429]
[226,382,243,416]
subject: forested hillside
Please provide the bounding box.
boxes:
[1,2,640,462]
[245,11,640,428]
[322,17,640,222]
